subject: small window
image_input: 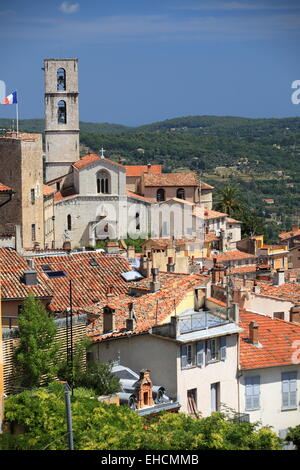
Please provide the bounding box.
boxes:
[176,188,185,200]
[157,188,165,202]
[31,188,35,204]
[187,389,197,415]
[181,344,195,369]
[56,182,61,192]
[67,214,72,231]
[211,382,220,412]
[274,312,284,320]
[31,224,36,241]
[135,212,140,231]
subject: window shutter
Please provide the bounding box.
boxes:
[196,341,204,367]
[220,336,227,361]
[282,372,297,409]
[181,345,188,369]
[245,376,260,410]
[282,378,290,408]
[206,340,211,364]
[252,376,260,409]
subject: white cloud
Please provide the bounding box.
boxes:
[59,2,79,14]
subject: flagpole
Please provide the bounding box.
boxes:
[16,90,18,137]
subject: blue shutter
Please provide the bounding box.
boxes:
[220,336,227,361]
[181,345,188,369]
[245,376,260,410]
[196,341,204,367]
[282,372,297,409]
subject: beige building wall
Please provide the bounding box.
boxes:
[176,334,239,414]
[0,133,44,249]
[239,365,300,433]
[237,291,293,322]
[44,194,55,248]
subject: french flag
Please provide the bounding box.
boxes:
[2,91,17,104]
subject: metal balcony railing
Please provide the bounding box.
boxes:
[179,309,228,334]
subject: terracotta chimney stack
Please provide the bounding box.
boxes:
[249,321,259,345]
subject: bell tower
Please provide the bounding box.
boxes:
[44,58,80,182]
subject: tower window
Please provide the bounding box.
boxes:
[58,100,67,124]
[157,188,165,202]
[57,68,66,91]
[30,188,35,204]
[67,214,72,231]
[31,224,36,241]
[177,188,185,200]
[97,170,110,194]
[136,212,140,231]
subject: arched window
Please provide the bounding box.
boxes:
[97,170,110,194]
[136,212,140,231]
[67,214,72,231]
[157,188,165,202]
[57,68,66,91]
[177,188,185,200]
[58,100,67,124]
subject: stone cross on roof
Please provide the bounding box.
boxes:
[100,147,105,159]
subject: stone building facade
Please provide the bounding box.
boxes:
[44,58,80,182]
[0,133,44,249]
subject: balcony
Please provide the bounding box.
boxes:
[178,309,228,334]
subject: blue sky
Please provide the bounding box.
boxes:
[0,0,300,125]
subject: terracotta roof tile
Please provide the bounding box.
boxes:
[239,310,300,370]
[0,183,12,192]
[73,154,125,170]
[33,252,132,313]
[125,165,162,177]
[257,281,300,304]
[87,272,209,341]
[0,248,52,300]
[279,229,300,240]
[43,184,55,197]
[215,250,257,263]
[143,172,201,187]
[126,190,152,202]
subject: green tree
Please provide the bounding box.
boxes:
[13,293,59,389]
[215,186,240,216]
[75,361,121,396]
[286,425,300,449]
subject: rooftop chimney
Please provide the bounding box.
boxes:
[273,268,285,287]
[249,321,259,345]
[106,285,114,297]
[150,267,160,292]
[23,270,38,286]
[292,225,299,234]
[126,302,136,331]
[167,256,175,273]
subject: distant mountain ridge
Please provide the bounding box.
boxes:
[0,115,299,137]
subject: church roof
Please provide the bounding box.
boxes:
[73,153,125,170]
[143,172,213,189]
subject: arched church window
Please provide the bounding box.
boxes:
[177,188,185,200]
[57,68,66,91]
[58,100,67,124]
[157,188,165,202]
[67,214,72,231]
[97,170,110,194]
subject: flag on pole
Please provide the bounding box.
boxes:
[2,91,17,104]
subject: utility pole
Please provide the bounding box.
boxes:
[63,383,74,450]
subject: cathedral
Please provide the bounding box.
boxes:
[0,58,240,251]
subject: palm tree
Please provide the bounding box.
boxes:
[215,185,240,216]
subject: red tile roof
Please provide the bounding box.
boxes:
[193,207,227,219]
[239,310,300,370]
[143,172,203,187]
[125,165,162,177]
[257,281,300,304]
[0,248,52,300]
[87,272,209,341]
[0,183,12,192]
[43,184,55,197]
[229,265,257,274]
[126,190,152,202]
[279,229,300,240]
[215,250,257,263]
[33,252,132,312]
[73,154,125,170]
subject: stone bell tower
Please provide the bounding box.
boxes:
[44,58,80,182]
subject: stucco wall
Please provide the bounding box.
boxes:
[240,365,300,433]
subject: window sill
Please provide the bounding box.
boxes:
[281,407,298,412]
[245,408,260,412]
[181,365,196,370]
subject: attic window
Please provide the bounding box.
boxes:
[41,264,52,272]
[46,270,67,279]
[89,258,99,267]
